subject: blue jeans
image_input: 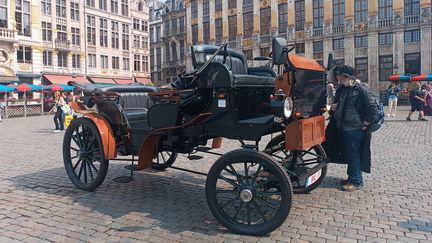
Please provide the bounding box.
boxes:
[342,128,364,186]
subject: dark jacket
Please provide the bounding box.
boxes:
[322,83,377,173]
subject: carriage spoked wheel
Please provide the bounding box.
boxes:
[63,118,109,191]
[265,134,327,194]
[206,149,292,236]
[151,150,178,171]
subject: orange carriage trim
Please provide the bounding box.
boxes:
[84,113,117,160]
[288,54,326,72]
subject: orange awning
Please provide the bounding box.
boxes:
[114,78,134,84]
[135,77,152,85]
[43,74,89,85]
[90,77,116,84]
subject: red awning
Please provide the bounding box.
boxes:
[43,74,89,85]
[135,77,152,85]
[90,77,116,84]
[114,78,134,84]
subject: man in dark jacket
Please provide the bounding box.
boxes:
[329,65,378,191]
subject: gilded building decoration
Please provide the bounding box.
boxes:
[421,8,431,22]
[278,0,288,4]
[368,16,377,29]
[228,8,237,16]
[215,12,222,19]
[243,38,253,46]
[394,12,403,25]
[260,0,270,8]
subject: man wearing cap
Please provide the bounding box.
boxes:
[329,65,378,191]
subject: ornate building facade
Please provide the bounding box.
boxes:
[184,0,432,95]
[148,0,165,85]
[0,0,151,86]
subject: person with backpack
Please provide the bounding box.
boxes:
[406,82,427,121]
[326,65,379,192]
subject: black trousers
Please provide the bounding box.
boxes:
[53,107,64,130]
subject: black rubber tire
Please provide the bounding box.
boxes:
[265,134,327,194]
[206,149,292,236]
[151,151,178,170]
[63,117,109,191]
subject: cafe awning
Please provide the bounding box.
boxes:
[114,78,134,84]
[43,74,89,85]
[90,77,117,84]
[0,75,20,83]
[135,77,152,85]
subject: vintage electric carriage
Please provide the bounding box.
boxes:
[63,38,328,235]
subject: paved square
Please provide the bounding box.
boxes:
[0,107,431,242]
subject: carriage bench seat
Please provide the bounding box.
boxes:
[118,92,154,123]
[233,75,275,88]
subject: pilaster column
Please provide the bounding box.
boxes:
[344,35,355,67]
[420,26,431,74]
[197,0,203,44]
[209,0,215,43]
[305,40,313,59]
[368,32,379,92]
[393,30,404,76]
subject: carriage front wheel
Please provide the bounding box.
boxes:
[206,149,292,236]
[63,118,109,191]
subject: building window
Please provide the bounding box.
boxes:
[133,18,140,30]
[86,0,95,7]
[88,53,96,68]
[278,4,288,33]
[111,0,118,14]
[313,41,323,53]
[134,54,140,71]
[171,42,177,62]
[228,16,237,41]
[56,0,66,18]
[295,0,305,31]
[122,24,129,50]
[111,21,119,49]
[332,38,344,50]
[156,26,161,40]
[121,0,128,16]
[191,0,197,18]
[164,21,170,36]
[243,11,253,39]
[313,0,324,29]
[243,0,253,5]
[228,0,236,9]
[379,55,393,81]
[138,2,143,11]
[156,47,161,67]
[0,0,5,28]
[355,58,368,82]
[404,29,420,43]
[42,0,51,15]
[179,17,185,32]
[101,55,108,69]
[405,53,420,75]
[260,8,271,35]
[57,51,67,67]
[203,0,209,16]
[142,20,148,32]
[354,0,368,23]
[215,19,222,43]
[72,54,80,68]
[112,56,120,69]
[87,15,96,45]
[142,37,148,49]
[355,35,368,48]
[43,50,52,66]
[17,46,32,63]
[71,27,80,45]
[142,55,149,72]
[133,35,140,48]
[203,22,210,43]
[379,32,393,45]
[70,2,79,20]
[180,40,184,61]
[165,43,170,62]
[100,18,108,47]
[99,0,107,10]
[192,24,198,45]
[404,0,420,16]
[260,47,270,58]
[56,24,67,41]
[15,0,31,36]
[295,43,305,54]
[215,0,222,12]
[378,0,392,19]
[42,22,52,42]
[171,19,177,34]
[123,57,129,70]
[333,0,345,26]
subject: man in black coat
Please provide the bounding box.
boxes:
[325,65,378,191]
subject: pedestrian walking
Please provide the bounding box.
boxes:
[50,91,65,133]
[386,83,400,117]
[423,84,432,116]
[406,82,428,121]
[325,65,378,192]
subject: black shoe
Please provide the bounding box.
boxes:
[340,179,348,185]
[406,117,412,121]
[419,118,428,121]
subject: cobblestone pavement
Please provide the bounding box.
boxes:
[0,106,431,242]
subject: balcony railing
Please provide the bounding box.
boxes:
[55,39,71,50]
[404,15,420,24]
[0,28,17,41]
[56,17,67,26]
[378,18,393,28]
[260,34,270,44]
[332,25,344,34]
[313,28,323,37]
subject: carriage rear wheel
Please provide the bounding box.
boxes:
[63,118,109,191]
[151,151,178,170]
[206,149,292,236]
[265,134,327,194]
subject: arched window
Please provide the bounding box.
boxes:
[156,12,160,19]
[138,2,143,11]
[171,42,177,61]
[178,1,183,9]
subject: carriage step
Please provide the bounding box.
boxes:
[187,155,204,160]
[124,165,140,171]
[196,147,212,152]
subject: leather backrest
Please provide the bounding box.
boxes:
[118,92,153,110]
[212,55,247,75]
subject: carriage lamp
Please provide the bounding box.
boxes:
[283,97,294,118]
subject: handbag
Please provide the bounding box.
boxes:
[61,104,71,114]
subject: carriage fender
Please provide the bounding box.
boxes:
[84,113,117,160]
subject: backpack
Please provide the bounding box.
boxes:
[357,83,385,132]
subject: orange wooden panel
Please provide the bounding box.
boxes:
[275,72,293,95]
[288,54,326,72]
[84,113,117,160]
[69,101,91,114]
[212,137,223,149]
[285,115,325,150]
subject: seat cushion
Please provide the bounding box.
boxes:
[248,67,276,77]
[212,55,247,75]
[233,75,275,87]
[124,108,148,122]
[118,92,153,110]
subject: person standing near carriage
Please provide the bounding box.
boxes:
[406,82,427,121]
[386,83,400,117]
[327,65,378,192]
[51,91,65,133]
